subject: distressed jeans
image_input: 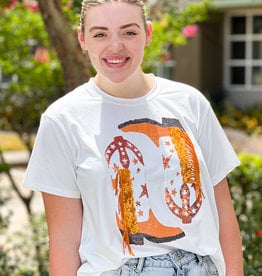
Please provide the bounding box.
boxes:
[101,249,219,276]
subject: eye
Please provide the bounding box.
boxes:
[93,33,106,38]
[124,31,137,36]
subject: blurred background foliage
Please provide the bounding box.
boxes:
[0,0,261,275]
[217,105,262,136]
[228,154,262,275]
[0,3,63,151]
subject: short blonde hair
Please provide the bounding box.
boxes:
[80,0,148,32]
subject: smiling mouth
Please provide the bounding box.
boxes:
[103,57,130,67]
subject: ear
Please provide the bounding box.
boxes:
[145,21,153,46]
[77,26,87,51]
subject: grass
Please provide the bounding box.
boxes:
[0,132,27,151]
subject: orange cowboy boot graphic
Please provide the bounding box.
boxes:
[105,135,184,255]
[119,118,204,224]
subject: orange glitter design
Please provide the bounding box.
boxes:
[166,127,204,223]
[115,168,138,256]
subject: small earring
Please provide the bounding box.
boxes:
[82,48,87,54]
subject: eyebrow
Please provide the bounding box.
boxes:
[120,23,141,30]
[89,23,141,33]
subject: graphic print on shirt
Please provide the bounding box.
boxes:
[104,118,204,255]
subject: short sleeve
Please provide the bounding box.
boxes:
[197,105,240,186]
[23,114,80,198]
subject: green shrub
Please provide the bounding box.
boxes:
[0,214,48,276]
[228,153,262,275]
[0,187,15,275]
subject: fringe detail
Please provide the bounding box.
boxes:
[116,168,139,256]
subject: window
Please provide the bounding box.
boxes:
[225,11,262,90]
[0,67,18,88]
[0,67,9,88]
[156,60,175,80]
[154,45,175,80]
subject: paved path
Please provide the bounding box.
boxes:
[224,127,262,155]
[1,151,43,235]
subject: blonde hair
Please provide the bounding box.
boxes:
[80,0,147,32]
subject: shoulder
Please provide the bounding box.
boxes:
[45,83,86,115]
[156,76,203,95]
[155,76,210,107]
[43,80,100,120]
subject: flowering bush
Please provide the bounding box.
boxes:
[216,105,262,136]
[228,153,262,275]
[0,0,39,11]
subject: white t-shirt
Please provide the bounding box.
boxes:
[23,76,240,276]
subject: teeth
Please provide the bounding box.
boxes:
[107,59,125,64]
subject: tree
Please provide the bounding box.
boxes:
[0,4,64,273]
[37,0,91,92]
[0,1,65,207]
[0,2,64,143]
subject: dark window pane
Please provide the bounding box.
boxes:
[1,72,12,83]
[252,66,262,84]
[253,16,262,34]
[231,41,245,59]
[231,67,245,84]
[253,41,262,59]
[231,16,246,34]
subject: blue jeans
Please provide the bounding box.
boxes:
[101,249,219,275]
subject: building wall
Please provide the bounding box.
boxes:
[228,90,262,108]
[173,33,201,89]
[200,19,224,97]
[174,14,225,105]
[173,9,262,108]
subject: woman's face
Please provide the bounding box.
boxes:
[78,1,152,84]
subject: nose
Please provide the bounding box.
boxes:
[107,35,124,53]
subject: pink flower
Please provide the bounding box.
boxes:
[34,47,50,63]
[66,1,73,8]
[23,0,39,11]
[255,230,261,237]
[6,0,18,9]
[182,24,199,38]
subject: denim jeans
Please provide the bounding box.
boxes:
[101,249,219,276]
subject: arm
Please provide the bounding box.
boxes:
[42,192,83,276]
[214,178,243,276]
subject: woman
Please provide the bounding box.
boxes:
[23,0,243,275]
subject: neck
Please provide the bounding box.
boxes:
[94,72,154,99]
